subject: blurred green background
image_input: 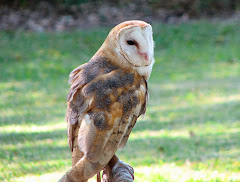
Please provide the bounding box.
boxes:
[0,1,240,182]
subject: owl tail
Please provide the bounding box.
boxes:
[58,155,134,182]
[59,156,105,182]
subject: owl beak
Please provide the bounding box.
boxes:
[138,51,149,62]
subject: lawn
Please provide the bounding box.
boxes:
[0,19,240,182]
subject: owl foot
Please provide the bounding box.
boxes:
[101,157,134,182]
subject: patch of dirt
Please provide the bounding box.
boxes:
[0,1,238,32]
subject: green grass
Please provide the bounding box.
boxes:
[1,19,240,182]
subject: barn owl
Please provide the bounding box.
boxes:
[59,20,154,182]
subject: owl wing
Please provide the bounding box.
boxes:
[66,59,147,165]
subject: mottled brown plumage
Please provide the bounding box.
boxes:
[59,20,154,182]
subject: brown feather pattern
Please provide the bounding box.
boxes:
[65,56,147,180]
[59,20,153,182]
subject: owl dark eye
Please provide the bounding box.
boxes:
[127,40,135,45]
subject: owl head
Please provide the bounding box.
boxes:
[95,20,155,79]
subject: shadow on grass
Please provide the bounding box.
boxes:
[0,129,67,145]
[3,144,70,162]
[134,99,240,132]
[0,108,65,127]
[0,130,71,179]
[2,129,239,179]
[120,131,240,167]
[0,79,67,127]
[149,77,240,99]
[1,145,71,180]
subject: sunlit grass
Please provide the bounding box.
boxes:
[1,20,240,181]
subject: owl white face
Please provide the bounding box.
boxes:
[118,26,154,67]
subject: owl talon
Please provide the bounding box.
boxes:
[111,160,134,182]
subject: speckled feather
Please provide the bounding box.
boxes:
[66,57,147,157]
[59,20,153,182]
